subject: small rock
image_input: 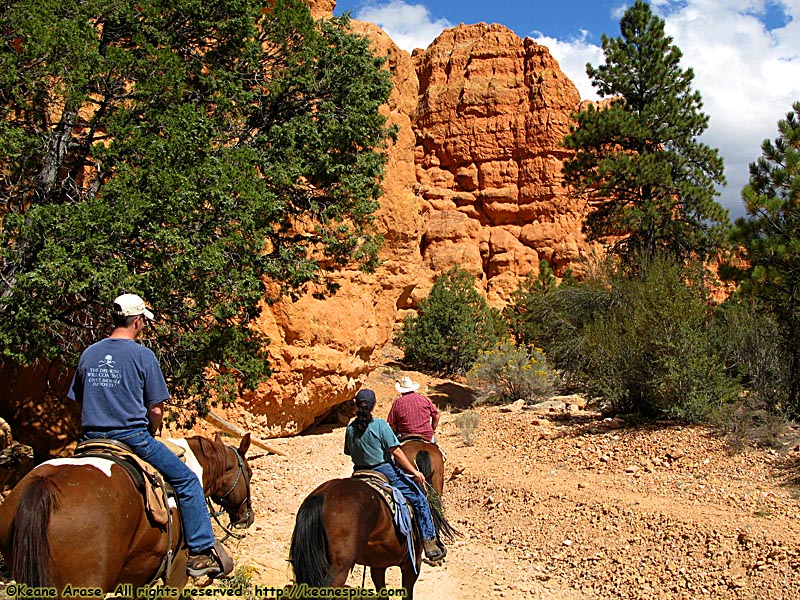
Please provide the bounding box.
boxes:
[500,399,526,413]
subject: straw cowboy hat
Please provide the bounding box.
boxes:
[395,375,421,394]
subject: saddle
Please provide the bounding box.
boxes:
[351,471,415,527]
[352,470,395,510]
[398,434,431,444]
[73,438,185,526]
[352,470,418,572]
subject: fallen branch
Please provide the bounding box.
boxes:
[204,412,287,456]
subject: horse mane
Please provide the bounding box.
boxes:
[189,435,228,489]
[11,475,59,586]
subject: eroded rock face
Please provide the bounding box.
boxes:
[413,23,600,302]
[5,7,603,445]
[306,0,336,19]
[223,20,602,436]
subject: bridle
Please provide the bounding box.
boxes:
[206,445,252,541]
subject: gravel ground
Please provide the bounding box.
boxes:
[217,363,800,600]
[4,360,800,600]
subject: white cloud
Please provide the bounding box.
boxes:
[542,1,800,218]
[350,1,800,219]
[658,0,800,217]
[531,31,605,101]
[351,0,453,52]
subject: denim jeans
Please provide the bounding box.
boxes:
[373,462,437,540]
[83,428,215,553]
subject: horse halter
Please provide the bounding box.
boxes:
[207,445,252,541]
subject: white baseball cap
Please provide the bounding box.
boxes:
[113,293,154,320]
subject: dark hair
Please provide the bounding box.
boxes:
[112,313,139,328]
[352,389,376,433]
[352,403,374,433]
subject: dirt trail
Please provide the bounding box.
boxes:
[212,364,800,600]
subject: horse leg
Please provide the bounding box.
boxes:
[326,563,354,587]
[399,561,419,600]
[370,567,386,590]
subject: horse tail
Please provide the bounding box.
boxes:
[289,493,330,588]
[414,450,434,486]
[426,486,458,544]
[11,475,59,587]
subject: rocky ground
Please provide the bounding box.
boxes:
[4,361,800,600]
[214,362,800,600]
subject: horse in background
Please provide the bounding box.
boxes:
[400,438,445,496]
[400,438,457,543]
[0,433,253,597]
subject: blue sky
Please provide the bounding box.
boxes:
[334,0,800,219]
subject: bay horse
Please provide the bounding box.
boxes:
[399,438,457,547]
[400,438,445,496]
[0,432,253,597]
[289,473,454,600]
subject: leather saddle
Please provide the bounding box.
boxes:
[352,470,415,522]
[74,438,186,526]
[399,434,432,444]
[352,470,419,569]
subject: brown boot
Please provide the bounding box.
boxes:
[423,538,446,561]
[186,552,222,579]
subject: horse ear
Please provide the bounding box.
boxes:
[238,433,251,457]
[214,431,224,446]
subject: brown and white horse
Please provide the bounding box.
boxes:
[0,433,253,597]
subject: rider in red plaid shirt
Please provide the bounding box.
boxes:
[387,376,440,442]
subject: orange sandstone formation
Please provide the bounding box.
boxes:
[222,16,601,436]
[4,6,603,445]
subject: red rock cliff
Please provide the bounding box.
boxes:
[226,17,601,436]
[5,7,601,447]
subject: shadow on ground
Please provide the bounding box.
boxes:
[430,382,476,413]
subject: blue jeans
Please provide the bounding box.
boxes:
[82,428,215,553]
[373,462,437,540]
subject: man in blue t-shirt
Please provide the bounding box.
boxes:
[68,293,228,579]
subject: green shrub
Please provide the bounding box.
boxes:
[714,394,791,451]
[711,298,792,411]
[508,253,740,422]
[710,298,794,446]
[582,256,739,421]
[505,258,614,382]
[395,266,505,376]
[217,565,258,599]
[467,341,558,405]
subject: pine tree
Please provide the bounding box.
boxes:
[728,101,800,412]
[563,0,728,265]
[0,0,394,412]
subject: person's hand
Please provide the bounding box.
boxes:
[411,470,425,487]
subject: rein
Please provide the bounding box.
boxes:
[206,445,251,542]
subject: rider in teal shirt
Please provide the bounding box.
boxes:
[344,389,446,562]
